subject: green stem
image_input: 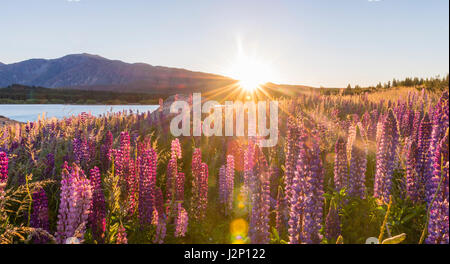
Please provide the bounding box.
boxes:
[378,195,392,243]
[25,174,33,227]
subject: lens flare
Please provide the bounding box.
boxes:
[230,218,249,244]
[226,49,274,92]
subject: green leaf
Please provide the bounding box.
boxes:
[382,233,406,244]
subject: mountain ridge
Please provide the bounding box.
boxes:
[0,53,235,93]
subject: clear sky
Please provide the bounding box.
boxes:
[1,0,448,87]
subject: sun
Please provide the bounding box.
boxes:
[227,54,273,92]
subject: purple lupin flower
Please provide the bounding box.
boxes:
[174,203,188,238]
[43,153,55,179]
[0,151,8,185]
[288,129,324,244]
[219,155,236,215]
[190,148,208,221]
[374,110,399,204]
[138,148,157,227]
[287,127,307,244]
[334,137,348,191]
[275,186,287,235]
[166,158,177,202]
[117,131,131,179]
[72,135,91,168]
[56,163,93,244]
[411,110,422,143]
[325,203,341,242]
[153,215,167,244]
[299,139,324,244]
[425,91,449,204]
[72,137,83,165]
[426,130,449,244]
[361,111,372,138]
[243,140,256,201]
[249,148,271,244]
[401,108,414,138]
[348,123,367,199]
[30,187,50,243]
[101,131,113,169]
[89,166,106,243]
[415,113,432,202]
[284,117,302,208]
[406,138,420,203]
[218,165,227,206]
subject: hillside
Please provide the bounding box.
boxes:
[0,54,235,94]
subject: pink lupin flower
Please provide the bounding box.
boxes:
[174,203,188,238]
[116,224,128,244]
[0,152,8,185]
[138,148,157,227]
[56,163,92,244]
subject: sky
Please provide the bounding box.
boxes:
[1,0,448,87]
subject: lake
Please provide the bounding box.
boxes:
[0,104,159,123]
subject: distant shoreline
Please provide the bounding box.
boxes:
[0,103,154,105]
[0,104,159,124]
[0,115,21,127]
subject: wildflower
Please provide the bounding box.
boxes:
[190,148,208,221]
[284,117,302,208]
[425,91,449,204]
[415,114,432,201]
[299,139,324,244]
[243,140,256,200]
[171,138,182,160]
[166,158,177,202]
[406,139,419,203]
[138,148,157,227]
[0,151,8,184]
[30,187,50,243]
[334,137,348,191]
[288,132,324,244]
[219,155,235,214]
[374,110,399,204]
[275,187,287,235]
[116,224,128,244]
[101,131,113,168]
[426,130,449,244]
[348,123,367,199]
[176,172,185,201]
[56,163,93,243]
[89,166,106,243]
[225,155,235,212]
[218,165,226,205]
[44,153,55,179]
[154,215,167,244]
[325,203,340,242]
[174,203,188,237]
[249,148,271,244]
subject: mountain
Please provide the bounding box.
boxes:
[0,53,235,94]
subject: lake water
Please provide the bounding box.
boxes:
[0,104,159,123]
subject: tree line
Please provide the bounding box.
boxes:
[320,74,449,96]
[0,84,162,104]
